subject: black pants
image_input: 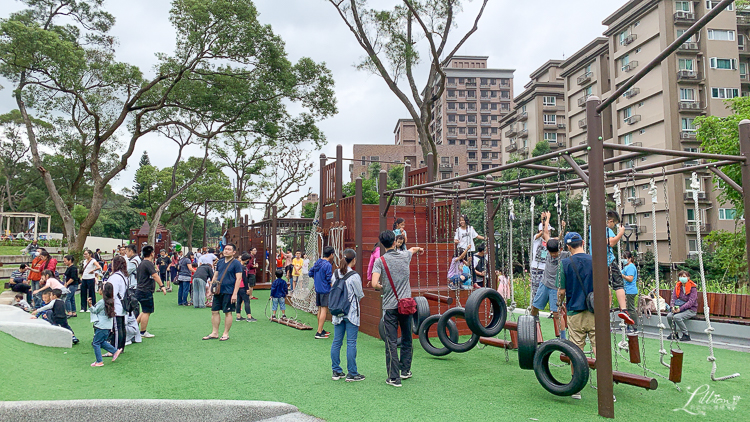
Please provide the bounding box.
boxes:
[52,318,75,335]
[383,309,413,380]
[80,279,96,311]
[11,283,32,303]
[109,315,126,350]
[236,288,251,317]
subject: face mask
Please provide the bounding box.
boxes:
[678,277,688,283]
[621,259,628,266]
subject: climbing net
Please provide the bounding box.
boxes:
[290,203,321,315]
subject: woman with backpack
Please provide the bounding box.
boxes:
[330,249,365,382]
[106,256,130,352]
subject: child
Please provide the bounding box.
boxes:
[63,255,80,318]
[13,293,31,312]
[32,289,79,344]
[32,291,53,321]
[622,251,639,332]
[496,270,510,300]
[89,283,122,366]
[367,243,381,282]
[236,253,256,322]
[461,258,472,289]
[270,269,289,319]
[291,251,304,291]
[394,234,406,251]
[392,218,408,245]
[447,248,469,290]
[301,252,310,278]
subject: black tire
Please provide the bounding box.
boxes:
[533,339,590,396]
[517,315,538,370]
[418,314,459,356]
[411,297,431,334]
[437,307,479,353]
[464,288,508,337]
[379,316,402,347]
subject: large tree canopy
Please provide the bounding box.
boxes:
[0,0,336,252]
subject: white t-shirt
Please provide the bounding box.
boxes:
[302,258,310,275]
[81,258,97,280]
[531,235,547,271]
[455,226,478,252]
[198,253,217,265]
[108,272,128,317]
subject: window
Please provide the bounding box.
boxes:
[682,117,696,132]
[492,140,498,147]
[621,133,633,145]
[619,30,630,46]
[686,176,702,191]
[521,104,527,112]
[482,164,491,170]
[676,1,691,12]
[645,241,653,247]
[688,239,698,253]
[707,29,735,41]
[643,212,651,219]
[448,114,456,122]
[543,96,556,106]
[370,156,379,163]
[492,152,499,159]
[441,156,450,164]
[467,90,476,98]
[719,208,737,220]
[467,103,476,111]
[459,115,466,122]
[639,129,646,135]
[491,128,498,135]
[482,152,490,159]
[447,77,455,84]
[544,132,558,141]
[361,156,366,165]
[712,87,740,98]
[584,86,593,96]
[678,58,694,71]
[621,54,630,71]
[706,1,733,11]
[543,114,557,124]
[491,91,498,98]
[454,156,459,165]
[680,88,695,101]
[687,208,705,223]
[677,29,695,43]
[468,152,476,159]
[448,139,456,145]
[467,114,477,123]
[469,164,477,171]
[741,62,748,77]
[709,57,737,69]
[448,102,456,110]
[623,106,633,119]
[448,90,456,98]
[459,140,466,145]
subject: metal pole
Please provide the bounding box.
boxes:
[709,167,743,195]
[587,96,615,419]
[737,120,750,286]
[355,177,363,275]
[486,175,495,289]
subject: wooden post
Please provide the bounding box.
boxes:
[628,334,641,364]
[587,96,615,419]
[738,120,750,286]
[320,153,327,229]
[355,177,363,276]
[33,214,39,241]
[379,170,387,238]
[336,145,343,222]
[426,153,434,242]
[669,349,684,383]
[271,206,277,263]
[486,175,495,289]
[404,160,411,206]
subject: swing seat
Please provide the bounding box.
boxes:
[558,355,659,390]
[668,349,683,383]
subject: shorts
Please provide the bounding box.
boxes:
[135,291,155,314]
[531,269,544,297]
[316,292,329,308]
[271,297,286,311]
[532,284,559,313]
[474,279,485,288]
[245,273,256,287]
[211,293,236,314]
[567,311,596,351]
[608,261,625,291]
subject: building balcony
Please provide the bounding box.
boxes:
[447,121,458,126]
[626,197,645,207]
[518,146,529,155]
[543,103,563,111]
[677,69,701,82]
[544,121,558,129]
[480,120,492,125]
[680,131,697,141]
[505,143,518,152]
[577,71,593,85]
[678,42,699,52]
[447,82,457,87]
[518,112,528,121]
[439,163,453,171]
[677,101,705,112]
[674,11,696,25]
[466,121,478,126]
[683,159,707,168]
[624,87,640,99]
[624,115,641,125]
[481,109,493,114]
[622,60,639,73]
[738,15,750,27]
[623,34,637,46]
[480,83,491,88]
[685,223,711,233]
[684,191,709,202]
[468,156,478,162]
[741,73,750,84]
[579,140,587,145]
[465,82,477,88]
[578,95,591,107]
[624,224,646,234]
[518,129,529,138]
[578,118,587,129]
[481,133,492,139]
[467,144,477,150]
[505,127,517,137]
[548,140,566,149]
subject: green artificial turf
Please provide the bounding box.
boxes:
[1,290,748,422]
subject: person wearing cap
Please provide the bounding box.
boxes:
[556,232,595,400]
[530,211,554,301]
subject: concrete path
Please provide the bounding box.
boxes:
[0,400,324,422]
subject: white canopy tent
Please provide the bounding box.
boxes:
[0,212,52,241]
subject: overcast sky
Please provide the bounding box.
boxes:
[0,0,625,221]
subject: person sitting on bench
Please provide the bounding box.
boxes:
[667,270,698,342]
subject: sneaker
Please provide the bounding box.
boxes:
[332,371,345,380]
[315,332,327,339]
[81,309,86,313]
[617,310,635,325]
[141,331,155,338]
[613,395,617,403]
[72,337,79,345]
[448,282,458,291]
[400,371,412,379]
[547,313,554,319]
[112,349,122,362]
[322,330,330,336]
[666,333,679,341]
[572,393,581,400]
[91,362,104,367]
[346,374,366,382]
[247,317,258,322]
[125,340,132,346]
[236,317,246,321]
[250,297,259,300]
[680,333,691,342]
[385,378,402,387]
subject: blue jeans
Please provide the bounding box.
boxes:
[178,281,191,305]
[92,327,117,363]
[65,284,78,313]
[331,319,359,376]
[271,297,286,312]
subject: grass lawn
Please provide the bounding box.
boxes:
[1,290,748,422]
[0,245,29,256]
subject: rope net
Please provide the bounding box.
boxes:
[290,203,320,315]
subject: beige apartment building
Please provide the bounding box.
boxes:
[351,56,515,182]
[500,0,742,262]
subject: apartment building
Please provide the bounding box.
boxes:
[498,60,568,164]
[499,0,741,262]
[351,56,515,181]
[300,193,319,209]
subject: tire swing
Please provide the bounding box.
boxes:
[418,314,460,357]
[533,339,590,396]
[517,314,538,370]
[465,288,507,337]
[411,296,431,334]
[437,307,480,353]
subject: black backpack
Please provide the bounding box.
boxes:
[329,270,356,317]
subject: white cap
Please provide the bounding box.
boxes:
[538,223,555,231]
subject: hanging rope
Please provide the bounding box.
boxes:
[582,190,589,248]
[647,179,671,370]
[508,199,516,313]
[527,196,535,314]
[660,169,679,356]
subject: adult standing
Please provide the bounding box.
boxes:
[80,250,101,312]
[370,230,424,387]
[41,250,58,277]
[198,248,217,266]
[192,259,214,308]
[107,256,130,352]
[169,252,179,292]
[330,249,365,382]
[136,245,167,338]
[202,243,244,341]
[177,252,194,306]
[309,246,335,339]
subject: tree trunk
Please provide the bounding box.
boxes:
[186,213,196,253]
[148,205,168,247]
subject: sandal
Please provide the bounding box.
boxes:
[219,335,229,341]
[102,352,113,357]
[202,335,219,340]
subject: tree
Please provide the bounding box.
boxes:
[0,0,336,253]
[301,202,317,218]
[327,0,489,176]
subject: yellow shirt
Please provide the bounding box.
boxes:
[292,258,304,276]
